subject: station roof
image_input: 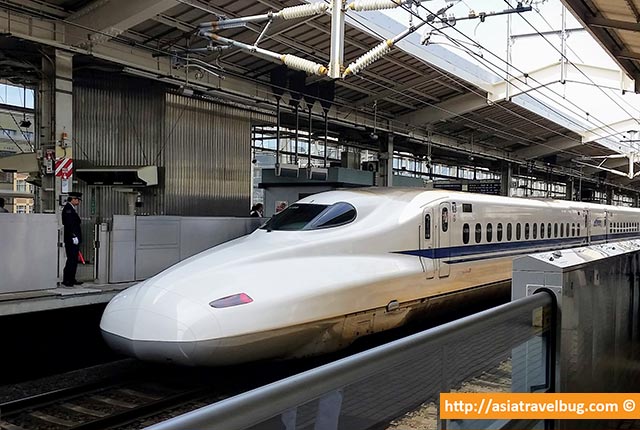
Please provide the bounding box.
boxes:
[562,0,640,93]
[1,0,638,192]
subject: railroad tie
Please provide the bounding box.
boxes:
[90,395,138,408]
[60,402,109,417]
[29,411,77,427]
[115,388,163,400]
[0,421,27,430]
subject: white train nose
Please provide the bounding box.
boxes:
[100,283,221,365]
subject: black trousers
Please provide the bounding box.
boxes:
[63,242,79,284]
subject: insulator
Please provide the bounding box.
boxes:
[344,40,392,76]
[282,54,328,76]
[279,3,329,20]
[348,0,401,11]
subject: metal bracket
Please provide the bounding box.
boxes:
[527,284,562,301]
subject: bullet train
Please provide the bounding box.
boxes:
[100,188,640,366]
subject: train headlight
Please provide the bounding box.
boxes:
[209,293,253,308]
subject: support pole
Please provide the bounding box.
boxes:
[308,104,313,167]
[329,0,346,79]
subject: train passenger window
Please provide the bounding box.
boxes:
[566,223,570,236]
[548,223,552,238]
[442,208,449,232]
[541,223,545,239]
[424,214,431,240]
[487,223,493,242]
[261,202,356,231]
[533,223,537,239]
[497,223,503,241]
[475,223,482,243]
[560,223,564,237]
[507,223,512,241]
[571,223,575,237]
[577,224,580,236]
[554,223,558,238]
[463,223,470,244]
[516,223,521,240]
[525,223,530,240]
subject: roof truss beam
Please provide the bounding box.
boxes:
[66,0,178,47]
[513,135,582,159]
[397,93,488,127]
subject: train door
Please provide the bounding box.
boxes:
[584,209,591,244]
[438,202,451,278]
[421,209,434,279]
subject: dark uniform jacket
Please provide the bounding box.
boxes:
[62,202,82,245]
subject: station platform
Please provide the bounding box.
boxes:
[0,282,135,316]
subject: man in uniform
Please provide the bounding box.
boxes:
[62,191,83,287]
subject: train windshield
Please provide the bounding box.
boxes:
[261,202,357,231]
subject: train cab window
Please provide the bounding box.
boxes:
[548,223,552,238]
[533,223,537,239]
[560,223,564,237]
[475,223,482,243]
[424,214,431,240]
[525,223,530,240]
[541,223,545,239]
[463,223,470,244]
[497,223,503,241]
[487,223,493,242]
[516,223,521,240]
[554,223,558,238]
[442,207,449,232]
[571,223,575,237]
[261,202,356,231]
[507,223,512,241]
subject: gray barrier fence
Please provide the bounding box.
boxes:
[147,292,554,430]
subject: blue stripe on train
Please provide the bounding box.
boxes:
[396,231,640,263]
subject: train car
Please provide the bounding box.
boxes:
[100,188,640,366]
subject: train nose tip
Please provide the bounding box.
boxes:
[100,284,221,365]
[100,309,200,364]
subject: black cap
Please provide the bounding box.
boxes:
[68,191,83,200]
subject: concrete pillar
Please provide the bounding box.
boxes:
[606,187,613,205]
[39,50,74,211]
[378,133,393,187]
[566,179,574,201]
[500,161,512,197]
[54,51,74,198]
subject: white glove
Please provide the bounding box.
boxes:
[72,237,79,245]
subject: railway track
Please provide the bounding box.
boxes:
[0,378,221,430]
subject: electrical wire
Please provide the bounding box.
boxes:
[345,7,619,162]
[4,1,634,187]
[503,0,640,131]
[407,2,627,148]
[403,1,630,149]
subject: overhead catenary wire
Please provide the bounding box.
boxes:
[377,0,622,147]
[502,0,640,133]
[405,1,628,147]
[344,6,620,161]
[3,1,633,189]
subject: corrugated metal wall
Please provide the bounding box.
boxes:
[73,72,263,219]
[164,93,252,216]
[74,73,165,219]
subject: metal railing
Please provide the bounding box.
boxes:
[147,291,554,430]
